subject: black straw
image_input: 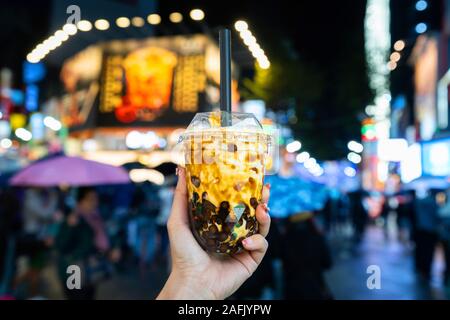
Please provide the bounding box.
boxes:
[219,28,232,127]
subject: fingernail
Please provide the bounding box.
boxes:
[175,167,179,176]
[243,238,252,246]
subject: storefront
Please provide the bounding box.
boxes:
[45,34,241,169]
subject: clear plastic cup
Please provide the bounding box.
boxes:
[181,111,270,254]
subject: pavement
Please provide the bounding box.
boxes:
[23,225,450,300]
[325,225,450,300]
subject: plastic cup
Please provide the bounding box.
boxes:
[181,111,270,254]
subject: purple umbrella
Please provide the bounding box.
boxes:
[10,155,130,187]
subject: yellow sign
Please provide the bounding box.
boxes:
[10,113,26,130]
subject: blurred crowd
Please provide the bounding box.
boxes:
[232,152,450,300]
[0,175,176,300]
[1,154,450,300]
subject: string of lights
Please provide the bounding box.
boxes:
[26,9,270,71]
[234,20,270,69]
[286,140,324,177]
[387,1,429,72]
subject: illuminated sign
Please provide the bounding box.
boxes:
[241,100,266,121]
[400,143,422,183]
[101,47,178,123]
[30,113,45,141]
[377,138,408,162]
[413,35,438,140]
[172,54,206,113]
[25,84,39,112]
[60,35,226,130]
[23,61,46,84]
[422,138,450,177]
[361,118,377,141]
[437,67,450,130]
[0,120,10,138]
[10,113,26,130]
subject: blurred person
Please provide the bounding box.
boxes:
[283,212,333,299]
[233,148,292,299]
[14,188,58,297]
[55,187,117,300]
[321,188,346,234]
[98,185,133,272]
[0,188,21,296]
[157,167,271,299]
[21,188,58,240]
[75,188,109,254]
[334,191,350,235]
[381,175,402,240]
[396,190,416,246]
[235,147,331,299]
[55,205,95,299]
[437,187,450,286]
[348,189,368,245]
[127,182,160,276]
[413,185,439,281]
[321,194,334,233]
[155,175,177,267]
[380,194,392,238]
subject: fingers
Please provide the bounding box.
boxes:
[255,203,271,237]
[262,183,270,204]
[242,234,268,265]
[256,183,271,237]
[167,166,199,253]
[167,166,189,229]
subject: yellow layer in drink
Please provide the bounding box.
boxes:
[184,131,267,254]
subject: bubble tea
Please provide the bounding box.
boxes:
[182,111,269,254]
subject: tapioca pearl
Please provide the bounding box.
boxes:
[250,197,258,209]
[191,176,201,188]
[217,232,228,242]
[206,238,216,247]
[227,143,238,152]
[230,246,239,254]
[248,177,256,188]
[208,224,218,233]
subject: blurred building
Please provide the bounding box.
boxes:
[361,0,450,190]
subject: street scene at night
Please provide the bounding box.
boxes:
[1,0,450,302]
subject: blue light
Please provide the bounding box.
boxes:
[23,61,46,84]
[25,85,39,112]
[415,22,427,34]
[30,113,45,140]
[415,0,427,11]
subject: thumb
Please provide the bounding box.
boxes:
[167,166,190,230]
[167,167,203,257]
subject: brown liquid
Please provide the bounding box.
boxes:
[184,131,267,254]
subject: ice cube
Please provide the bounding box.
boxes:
[230,117,260,131]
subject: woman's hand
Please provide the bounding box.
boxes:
[157,167,271,300]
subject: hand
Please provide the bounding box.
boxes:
[157,167,271,300]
